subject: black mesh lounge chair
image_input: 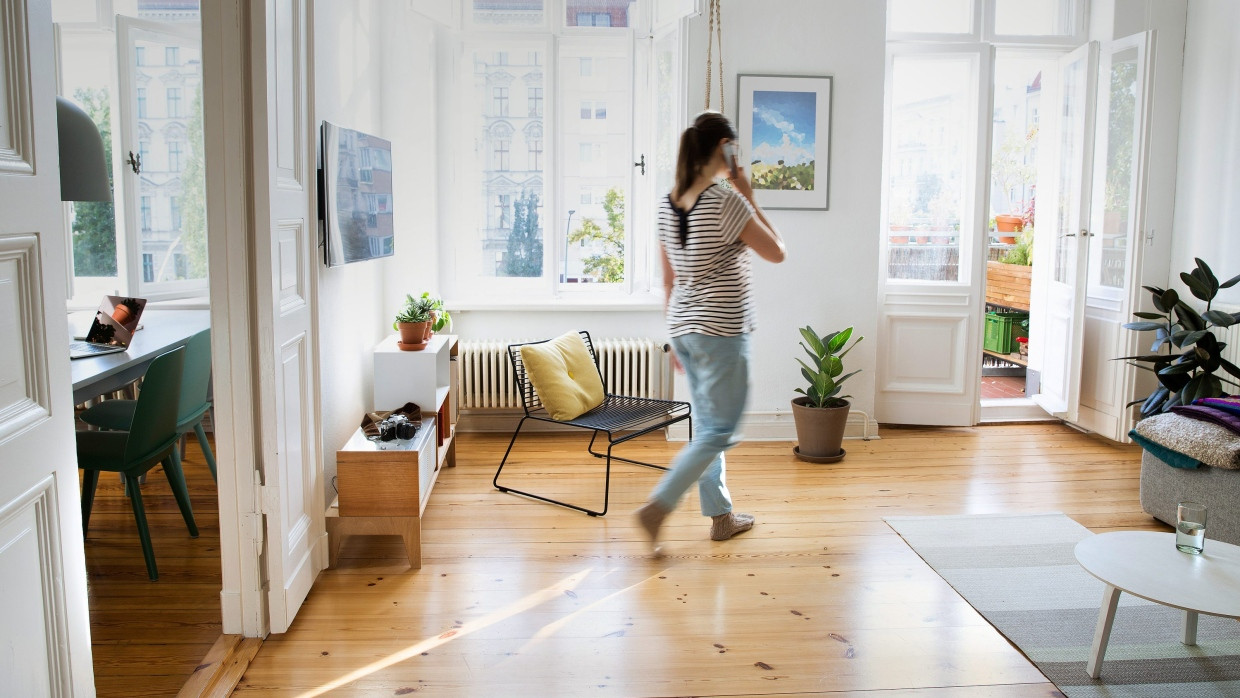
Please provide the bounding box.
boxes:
[493,331,692,516]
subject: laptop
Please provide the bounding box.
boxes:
[69,296,147,359]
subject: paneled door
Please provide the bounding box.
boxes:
[1030,42,1098,420]
[249,0,324,633]
[877,45,993,426]
[0,0,96,693]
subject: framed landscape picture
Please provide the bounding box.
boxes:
[736,74,832,210]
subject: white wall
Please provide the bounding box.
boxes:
[1171,0,1240,306]
[452,0,885,436]
[313,2,439,490]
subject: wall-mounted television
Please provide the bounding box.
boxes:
[320,121,394,267]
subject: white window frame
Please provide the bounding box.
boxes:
[445,0,680,306]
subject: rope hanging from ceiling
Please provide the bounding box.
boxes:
[703,0,724,113]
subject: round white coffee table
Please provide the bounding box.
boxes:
[1074,531,1240,678]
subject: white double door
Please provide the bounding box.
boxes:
[877,33,1158,439]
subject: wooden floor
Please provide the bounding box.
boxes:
[226,423,1160,697]
[83,435,222,697]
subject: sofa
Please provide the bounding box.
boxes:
[1140,450,1240,546]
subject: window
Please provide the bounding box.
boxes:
[137,88,147,118]
[471,1,544,28]
[168,141,182,172]
[566,0,629,27]
[170,196,181,229]
[166,46,179,65]
[888,0,974,35]
[142,253,154,283]
[174,253,188,279]
[494,138,510,171]
[496,51,509,65]
[528,138,543,170]
[450,3,685,299]
[140,196,152,231]
[135,46,146,66]
[139,140,150,164]
[528,87,543,117]
[167,87,182,117]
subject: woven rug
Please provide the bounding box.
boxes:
[885,512,1240,697]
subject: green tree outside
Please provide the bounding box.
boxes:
[568,187,625,283]
[504,191,543,277]
[70,88,117,277]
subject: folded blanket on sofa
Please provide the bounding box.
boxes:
[1128,430,1202,469]
[1133,412,1240,470]
[1195,395,1240,417]
[1171,404,1240,436]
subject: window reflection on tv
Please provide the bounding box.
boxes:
[321,121,394,266]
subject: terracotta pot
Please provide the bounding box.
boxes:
[998,235,1017,244]
[111,305,132,325]
[995,214,1024,233]
[791,396,850,461]
[889,235,909,244]
[397,321,430,349]
[915,235,930,244]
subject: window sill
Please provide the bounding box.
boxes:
[448,294,663,312]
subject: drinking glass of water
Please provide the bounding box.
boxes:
[1176,502,1207,554]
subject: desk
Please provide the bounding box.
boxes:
[70,309,211,404]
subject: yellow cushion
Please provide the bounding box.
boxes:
[520,332,605,421]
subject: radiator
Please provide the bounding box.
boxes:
[458,337,671,409]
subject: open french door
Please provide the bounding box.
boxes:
[0,0,96,692]
[1029,41,1098,420]
[876,44,993,426]
[1030,33,1154,441]
[249,0,324,634]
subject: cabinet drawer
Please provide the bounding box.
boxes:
[336,417,435,517]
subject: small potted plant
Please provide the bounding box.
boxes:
[393,294,432,350]
[419,292,452,340]
[792,326,863,463]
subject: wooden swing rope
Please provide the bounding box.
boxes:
[704,0,724,114]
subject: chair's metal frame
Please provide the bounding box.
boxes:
[493,331,692,516]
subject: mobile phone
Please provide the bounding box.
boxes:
[723,142,740,178]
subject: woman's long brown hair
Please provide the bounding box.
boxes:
[671,112,737,246]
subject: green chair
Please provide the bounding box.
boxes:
[77,347,197,580]
[81,329,216,481]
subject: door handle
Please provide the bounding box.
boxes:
[1080,229,1093,237]
[127,151,142,174]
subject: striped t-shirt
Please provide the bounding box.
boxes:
[658,184,756,337]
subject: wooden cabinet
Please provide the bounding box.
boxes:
[325,335,458,569]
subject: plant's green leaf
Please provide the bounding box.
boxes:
[1158,288,1180,313]
[837,335,864,361]
[827,327,853,353]
[834,369,862,388]
[1181,330,1208,346]
[1204,310,1237,327]
[799,327,825,357]
[1157,370,1192,392]
[1182,374,1206,405]
[1221,358,1240,381]
[1175,302,1206,332]
[1220,273,1240,289]
[1123,321,1165,332]
[1140,386,1170,418]
[1132,311,1166,320]
[1116,354,1179,363]
[1204,373,1224,400]
[799,365,817,385]
[1158,360,1199,376]
[826,355,843,378]
[1196,332,1222,372]
[801,343,825,367]
[1195,258,1220,295]
[1181,271,1213,302]
[1143,285,1166,296]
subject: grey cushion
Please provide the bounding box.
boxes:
[1140,450,1240,546]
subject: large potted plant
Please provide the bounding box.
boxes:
[792,326,863,463]
[393,294,432,350]
[1119,258,1240,417]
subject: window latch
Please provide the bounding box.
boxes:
[127,151,142,174]
[633,154,646,176]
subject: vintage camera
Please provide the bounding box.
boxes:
[378,414,419,441]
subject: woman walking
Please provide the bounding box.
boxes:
[636,112,786,550]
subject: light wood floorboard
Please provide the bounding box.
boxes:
[232,423,1159,696]
[83,434,222,695]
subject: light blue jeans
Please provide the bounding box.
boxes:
[651,332,749,517]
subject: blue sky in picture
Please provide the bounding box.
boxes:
[751,90,816,166]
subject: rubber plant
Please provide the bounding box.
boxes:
[796,326,864,409]
[1118,258,1240,418]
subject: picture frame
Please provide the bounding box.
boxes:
[736,74,833,210]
